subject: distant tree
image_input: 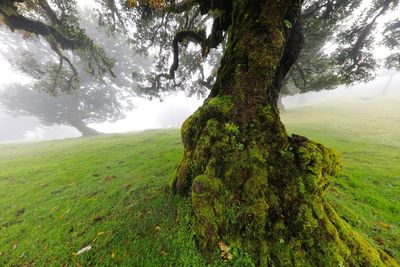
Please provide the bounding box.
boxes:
[1,0,399,265]
[0,84,124,136]
[0,7,146,136]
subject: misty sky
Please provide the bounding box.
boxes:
[1,70,399,142]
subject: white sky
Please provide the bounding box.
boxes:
[0,54,30,86]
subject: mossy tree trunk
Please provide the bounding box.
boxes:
[172,0,398,266]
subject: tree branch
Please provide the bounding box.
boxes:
[1,11,83,50]
[38,0,61,25]
[294,63,307,90]
[52,57,64,94]
[169,30,206,79]
[348,0,392,64]
[301,1,329,20]
[164,0,197,13]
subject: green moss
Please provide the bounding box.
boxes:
[224,122,240,136]
[180,122,398,265]
[191,175,223,252]
[259,105,278,124]
[206,96,234,116]
[291,135,342,194]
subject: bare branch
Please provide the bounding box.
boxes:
[169,30,206,79]
[52,57,64,93]
[94,47,117,78]
[1,11,83,50]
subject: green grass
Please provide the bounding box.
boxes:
[281,96,400,261]
[0,96,399,266]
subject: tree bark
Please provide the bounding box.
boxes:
[278,93,285,111]
[172,0,398,266]
[72,122,100,137]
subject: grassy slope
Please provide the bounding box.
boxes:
[0,96,399,266]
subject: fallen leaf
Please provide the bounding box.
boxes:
[75,245,92,255]
[373,236,385,245]
[380,221,391,230]
[111,251,115,258]
[218,241,232,262]
[93,231,106,242]
[93,215,104,223]
[218,241,229,252]
[15,208,25,217]
[104,175,116,181]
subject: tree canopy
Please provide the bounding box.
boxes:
[0,6,147,135]
[1,0,399,97]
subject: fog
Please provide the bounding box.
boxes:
[0,70,399,143]
[284,71,400,107]
[0,92,202,142]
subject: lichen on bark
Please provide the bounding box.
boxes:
[171,0,399,266]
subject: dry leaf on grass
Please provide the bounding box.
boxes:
[74,245,92,256]
[218,241,233,261]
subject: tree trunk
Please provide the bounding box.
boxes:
[278,93,285,111]
[172,0,398,266]
[73,122,100,137]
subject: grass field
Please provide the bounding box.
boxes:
[0,96,399,266]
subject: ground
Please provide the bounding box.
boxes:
[0,96,399,266]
